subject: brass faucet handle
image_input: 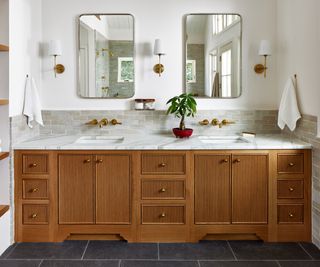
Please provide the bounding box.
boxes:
[111,119,122,125]
[98,118,109,127]
[221,119,235,125]
[199,119,209,126]
[211,118,220,126]
[85,119,99,125]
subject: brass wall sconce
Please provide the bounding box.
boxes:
[153,39,165,76]
[254,40,272,78]
[48,40,65,78]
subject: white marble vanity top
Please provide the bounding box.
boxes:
[13,133,312,150]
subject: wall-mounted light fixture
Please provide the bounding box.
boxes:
[153,39,165,76]
[254,40,272,78]
[48,40,65,78]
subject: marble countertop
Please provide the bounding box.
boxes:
[13,133,312,150]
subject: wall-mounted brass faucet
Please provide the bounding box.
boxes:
[85,118,122,128]
[98,118,108,128]
[199,118,235,128]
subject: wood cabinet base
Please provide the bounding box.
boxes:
[14,150,311,243]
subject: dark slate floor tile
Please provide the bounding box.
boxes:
[0,244,17,259]
[279,261,320,267]
[159,241,234,260]
[229,241,312,260]
[200,261,279,267]
[40,259,119,267]
[83,241,158,260]
[300,242,320,259]
[7,241,87,259]
[0,260,41,267]
[121,260,199,267]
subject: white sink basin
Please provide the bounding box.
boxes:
[74,136,124,145]
[198,136,250,144]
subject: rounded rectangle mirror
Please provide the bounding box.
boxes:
[78,14,135,98]
[185,14,242,98]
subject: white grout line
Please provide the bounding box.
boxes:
[81,240,90,260]
[38,259,43,267]
[276,260,282,267]
[119,259,122,267]
[157,243,160,260]
[197,260,201,267]
[298,242,314,260]
[227,241,238,260]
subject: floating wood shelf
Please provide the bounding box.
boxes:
[0,44,9,52]
[0,152,9,160]
[0,99,9,105]
[0,205,9,218]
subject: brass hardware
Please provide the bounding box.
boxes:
[53,55,65,78]
[160,213,166,218]
[211,118,219,126]
[234,159,241,163]
[220,119,235,128]
[83,159,91,164]
[289,162,295,167]
[30,188,39,193]
[159,163,166,167]
[289,187,295,192]
[96,159,103,164]
[98,118,108,128]
[254,55,268,78]
[289,213,294,218]
[85,119,99,126]
[31,213,38,219]
[199,119,209,126]
[30,163,37,168]
[111,119,122,125]
[153,63,164,76]
[160,188,166,193]
[222,159,229,163]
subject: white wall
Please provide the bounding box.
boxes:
[40,0,278,111]
[9,0,42,117]
[276,0,320,134]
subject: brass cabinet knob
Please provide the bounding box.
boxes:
[160,213,166,218]
[30,188,39,193]
[234,159,241,163]
[289,213,294,218]
[159,163,166,167]
[96,159,103,164]
[160,188,166,193]
[289,187,295,192]
[31,213,38,219]
[289,162,295,167]
[30,163,37,168]
[83,159,91,163]
[222,159,229,163]
[199,119,209,126]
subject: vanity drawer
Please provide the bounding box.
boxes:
[278,204,304,224]
[23,179,49,199]
[141,180,185,200]
[23,204,49,225]
[141,205,185,224]
[277,154,304,174]
[141,153,186,175]
[22,154,49,174]
[277,180,303,199]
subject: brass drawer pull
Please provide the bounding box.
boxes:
[31,213,38,219]
[29,163,37,168]
[159,188,166,193]
[289,162,295,167]
[234,159,241,163]
[30,188,39,193]
[289,213,294,218]
[159,163,166,167]
[83,159,91,163]
[223,159,229,163]
[160,213,166,218]
[289,187,295,192]
[96,159,103,164]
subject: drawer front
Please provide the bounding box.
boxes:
[23,204,49,225]
[278,154,304,174]
[141,154,186,175]
[141,180,185,200]
[23,154,48,174]
[277,180,304,199]
[142,205,185,224]
[23,179,49,199]
[278,204,304,224]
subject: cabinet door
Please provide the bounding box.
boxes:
[59,155,94,224]
[195,154,231,224]
[96,154,131,224]
[232,154,268,224]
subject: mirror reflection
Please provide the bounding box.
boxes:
[79,14,135,98]
[185,14,242,98]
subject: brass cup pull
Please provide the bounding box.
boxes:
[160,213,166,218]
[84,159,91,163]
[30,163,37,168]
[31,213,38,219]
[289,187,295,192]
[289,213,294,218]
[289,162,295,167]
[30,188,39,193]
[96,159,103,164]
[159,163,166,167]
[234,159,241,163]
[160,188,166,193]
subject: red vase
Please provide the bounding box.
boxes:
[172,128,193,138]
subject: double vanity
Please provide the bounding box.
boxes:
[14,133,312,243]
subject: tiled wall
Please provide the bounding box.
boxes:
[283,115,320,247]
[39,110,280,136]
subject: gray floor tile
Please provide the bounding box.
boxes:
[300,242,320,259]
[0,244,18,259]
[40,259,119,267]
[278,261,320,267]
[83,241,158,260]
[200,261,279,267]
[121,260,199,267]
[7,241,87,260]
[159,241,235,260]
[229,241,312,260]
[0,260,41,267]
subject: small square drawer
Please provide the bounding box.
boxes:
[141,154,186,175]
[23,179,49,199]
[278,204,304,224]
[277,180,303,199]
[23,154,48,174]
[141,205,185,224]
[277,154,304,174]
[141,180,185,200]
[23,204,49,225]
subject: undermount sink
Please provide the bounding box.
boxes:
[74,136,124,145]
[198,136,250,144]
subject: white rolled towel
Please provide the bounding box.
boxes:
[278,77,301,131]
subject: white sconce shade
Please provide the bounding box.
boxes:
[258,40,272,56]
[48,40,62,56]
[154,39,165,55]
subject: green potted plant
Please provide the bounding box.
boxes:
[166,93,197,138]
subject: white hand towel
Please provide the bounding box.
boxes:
[23,76,44,128]
[278,77,301,131]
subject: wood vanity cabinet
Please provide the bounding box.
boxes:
[14,149,311,243]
